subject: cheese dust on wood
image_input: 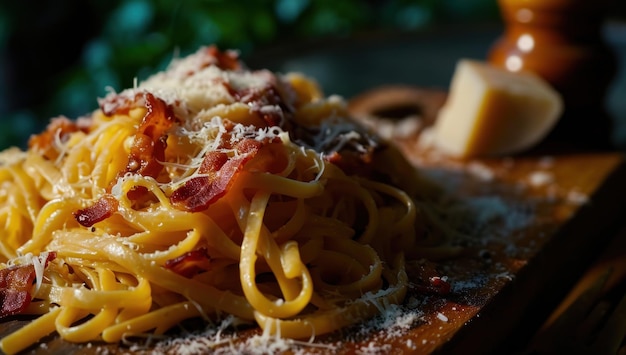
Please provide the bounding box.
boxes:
[136,300,427,354]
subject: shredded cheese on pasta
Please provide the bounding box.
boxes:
[0,46,448,354]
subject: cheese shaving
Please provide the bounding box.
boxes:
[31,252,49,299]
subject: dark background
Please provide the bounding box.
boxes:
[1,0,625,150]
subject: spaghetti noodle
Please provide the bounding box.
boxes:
[0,46,449,353]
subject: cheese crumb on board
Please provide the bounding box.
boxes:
[436,313,449,322]
[528,171,554,187]
[433,59,563,158]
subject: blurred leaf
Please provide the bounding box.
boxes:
[395,4,432,29]
[439,0,500,22]
[251,9,277,42]
[105,0,154,41]
[296,0,371,37]
[275,0,309,23]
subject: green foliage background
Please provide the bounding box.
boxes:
[0,0,499,149]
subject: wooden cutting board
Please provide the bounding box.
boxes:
[397,147,626,354]
[2,96,626,354]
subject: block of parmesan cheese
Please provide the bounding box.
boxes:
[433,59,563,158]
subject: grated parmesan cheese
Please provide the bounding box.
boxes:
[31,252,49,298]
[436,313,449,322]
[466,162,495,181]
[528,171,554,187]
[567,190,589,205]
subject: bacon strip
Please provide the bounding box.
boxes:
[164,248,211,278]
[170,139,262,212]
[126,92,177,179]
[410,260,451,296]
[74,93,178,227]
[0,252,56,318]
[74,194,119,228]
[98,92,177,180]
[0,266,35,318]
[206,46,241,71]
[225,84,291,127]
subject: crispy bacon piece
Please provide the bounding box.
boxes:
[206,46,241,71]
[28,117,88,160]
[0,266,35,318]
[225,84,291,127]
[126,92,177,179]
[74,194,119,228]
[74,93,178,226]
[425,276,451,295]
[164,248,211,278]
[0,252,56,318]
[170,139,262,212]
[410,261,452,296]
[99,92,177,180]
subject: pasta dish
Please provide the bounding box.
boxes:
[0,46,449,353]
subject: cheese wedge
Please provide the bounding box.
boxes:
[433,59,563,158]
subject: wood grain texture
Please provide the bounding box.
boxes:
[405,148,626,354]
